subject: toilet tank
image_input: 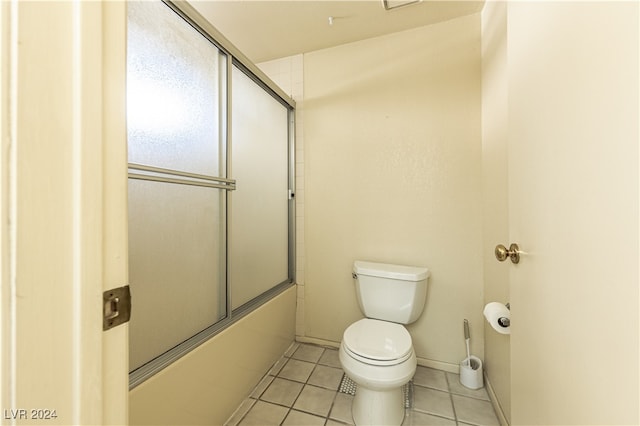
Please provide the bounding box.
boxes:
[353,261,430,324]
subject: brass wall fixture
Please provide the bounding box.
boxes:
[495,243,521,264]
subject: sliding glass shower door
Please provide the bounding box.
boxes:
[127,0,230,373]
[126,1,295,385]
[230,66,291,310]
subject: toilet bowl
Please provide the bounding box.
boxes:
[339,318,417,426]
[339,261,429,426]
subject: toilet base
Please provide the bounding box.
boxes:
[352,386,405,426]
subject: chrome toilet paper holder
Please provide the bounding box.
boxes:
[498,303,510,328]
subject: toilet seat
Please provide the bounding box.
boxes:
[343,318,413,366]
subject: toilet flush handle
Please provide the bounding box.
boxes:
[352,272,358,279]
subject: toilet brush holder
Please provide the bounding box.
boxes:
[459,355,483,389]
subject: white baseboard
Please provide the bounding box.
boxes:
[296,335,340,349]
[415,356,459,374]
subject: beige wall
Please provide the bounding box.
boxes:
[480,1,511,423]
[303,13,484,369]
[129,287,296,425]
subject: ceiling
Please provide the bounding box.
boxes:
[190,0,485,64]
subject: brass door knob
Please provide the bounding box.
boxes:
[495,243,520,264]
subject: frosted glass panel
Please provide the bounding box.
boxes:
[126,0,293,379]
[127,1,223,176]
[231,67,290,309]
[128,180,225,371]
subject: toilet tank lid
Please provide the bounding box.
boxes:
[354,261,429,281]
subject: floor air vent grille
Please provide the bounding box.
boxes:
[338,374,413,408]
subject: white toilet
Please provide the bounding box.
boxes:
[339,260,430,426]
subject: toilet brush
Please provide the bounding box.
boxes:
[460,319,484,389]
[464,319,471,367]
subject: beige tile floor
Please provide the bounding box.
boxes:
[226,343,500,426]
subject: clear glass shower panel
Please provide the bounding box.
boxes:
[231,67,290,309]
[128,179,226,371]
[127,1,224,177]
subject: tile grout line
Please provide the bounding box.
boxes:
[324,374,342,425]
[234,349,296,426]
[232,345,335,425]
[276,352,310,424]
[280,353,302,426]
[287,349,320,419]
[281,345,334,424]
[445,369,460,425]
[297,345,350,425]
